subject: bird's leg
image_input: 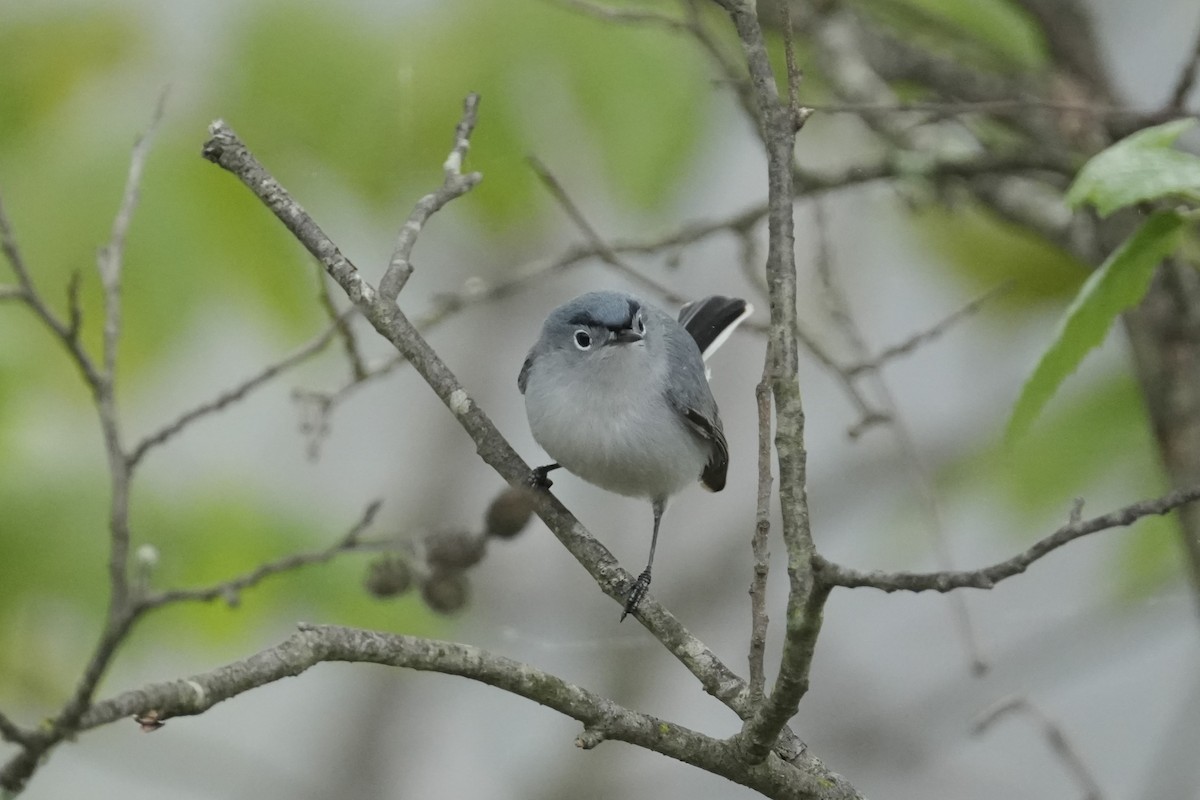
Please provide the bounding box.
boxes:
[529,463,561,490]
[622,497,666,621]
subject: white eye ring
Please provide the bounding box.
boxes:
[573,330,592,350]
[634,314,645,335]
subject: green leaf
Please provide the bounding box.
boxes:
[1006,211,1186,442]
[1066,119,1200,216]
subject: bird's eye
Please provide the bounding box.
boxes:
[573,330,592,350]
[634,314,645,335]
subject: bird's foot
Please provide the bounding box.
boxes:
[528,464,558,490]
[621,568,652,622]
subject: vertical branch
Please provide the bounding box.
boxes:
[748,372,773,702]
[713,0,823,763]
[0,98,169,794]
[95,91,165,611]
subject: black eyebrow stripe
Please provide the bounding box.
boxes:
[567,302,639,329]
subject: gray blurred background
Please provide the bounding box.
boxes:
[3,0,1199,798]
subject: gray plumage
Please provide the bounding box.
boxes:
[519,290,748,620]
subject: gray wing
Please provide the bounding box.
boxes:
[518,355,533,394]
[661,316,729,492]
[682,406,728,492]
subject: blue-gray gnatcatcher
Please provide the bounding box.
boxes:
[519,290,751,619]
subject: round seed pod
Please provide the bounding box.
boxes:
[421,571,469,614]
[363,556,414,599]
[424,529,487,571]
[484,487,536,539]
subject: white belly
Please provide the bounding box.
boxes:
[524,347,708,500]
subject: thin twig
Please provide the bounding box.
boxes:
[0,711,30,747]
[809,98,1181,119]
[0,194,106,393]
[559,0,764,144]
[0,99,169,794]
[314,262,367,380]
[747,373,773,703]
[378,93,482,301]
[97,87,167,383]
[844,282,1012,377]
[816,484,1200,592]
[141,501,382,610]
[773,0,807,128]
[974,695,1105,800]
[98,90,167,616]
[526,154,688,305]
[127,313,349,469]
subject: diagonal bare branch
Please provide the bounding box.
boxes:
[526,154,688,305]
[844,282,1012,377]
[140,501,381,610]
[974,695,1105,800]
[0,194,105,393]
[127,313,350,469]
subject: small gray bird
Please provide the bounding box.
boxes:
[519,290,751,620]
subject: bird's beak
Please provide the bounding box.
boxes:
[610,328,644,345]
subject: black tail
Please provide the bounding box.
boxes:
[677,296,752,360]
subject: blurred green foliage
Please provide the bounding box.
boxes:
[857,0,1048,72]
[0,0,711,703]
[0,0,1184,709]
[912,201,1087,306]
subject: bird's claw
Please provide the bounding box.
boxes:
[528,465,555,490]
[620,568,652,621]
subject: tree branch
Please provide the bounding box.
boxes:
[0,711,30,747]
[526,154,689,305]
[78,624,858,800]
[748,372,773,703]
[716,0,822,765]
[0,194,106,394]
[973,695,1105,800]
[199,111,826,770]
[139,501,381,611]
[815,485,1200,592]
[127,312,350,470]
[378,93,482,301]
[843,282,1011,377]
